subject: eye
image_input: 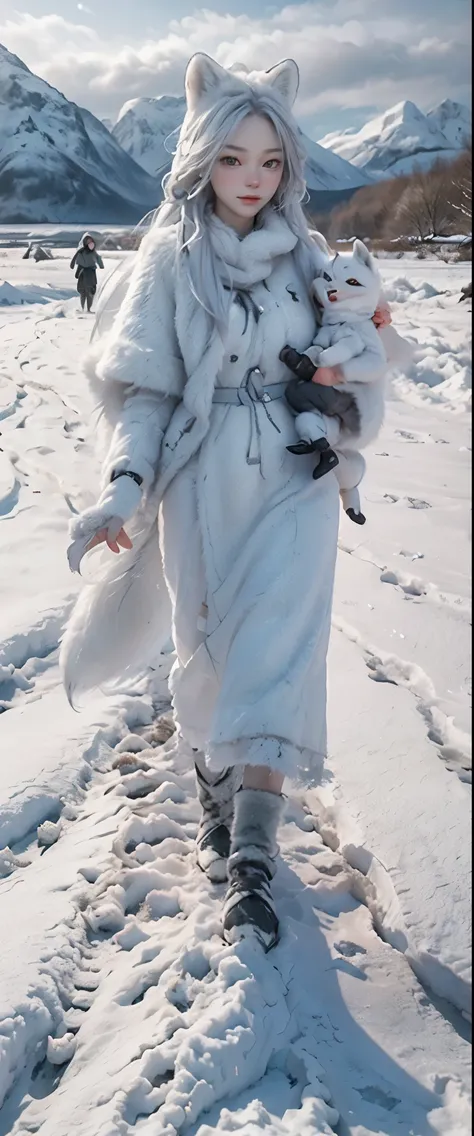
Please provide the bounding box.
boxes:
[323,272,332,282]
[346,277,361,286]
[263,158,282,169]
[220,156,240,166]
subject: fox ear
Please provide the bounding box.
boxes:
[311,230,332,258]
[185,53,243,114]
[262,59,299,106]
[353,239,373,269]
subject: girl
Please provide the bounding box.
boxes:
[61,54,390,950]
[70,233,104,312]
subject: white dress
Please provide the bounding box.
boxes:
[160,252,340,784]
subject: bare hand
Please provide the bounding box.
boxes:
[312,365,343,387]
[86,525,133,555]
[373,303,392,329]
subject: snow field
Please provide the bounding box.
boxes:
[0,250,471,1133]
[0,722,471,1136]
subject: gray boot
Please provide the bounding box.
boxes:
[223,788,284,951]
[194,756,242,882]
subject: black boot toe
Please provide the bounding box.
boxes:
[223,893,279,951]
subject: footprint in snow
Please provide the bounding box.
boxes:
[380,568,426,597]
[383,493,399,504]
[395,429,422,442]
[334,940,368,958]
[383,493,432,510]
[357,1085,401,1112]
[407,497,432,510]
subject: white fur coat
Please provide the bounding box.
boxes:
[61,221,318,694]
[61,222,407,698]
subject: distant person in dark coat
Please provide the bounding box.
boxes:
[70,233,104,312]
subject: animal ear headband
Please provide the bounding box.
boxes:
[185,53,300,115]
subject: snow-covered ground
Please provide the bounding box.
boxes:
[0,248,471,1135]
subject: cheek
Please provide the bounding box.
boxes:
[264,166,284,194]
[211,166,239,196]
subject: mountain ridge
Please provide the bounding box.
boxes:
[0,43,159,223]
[317,98,471,179]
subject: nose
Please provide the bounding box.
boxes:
[245,168,261,188]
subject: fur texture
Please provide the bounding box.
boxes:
[185,54,299,116]
[300,241,388,452]
[61,52,381,716]
[60,216,338,738]
[228,788,283,871]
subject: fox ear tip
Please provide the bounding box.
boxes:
[353,238,374,268]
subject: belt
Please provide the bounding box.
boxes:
[212,368,287,468]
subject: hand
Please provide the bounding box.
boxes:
[373,302,392,329]
[86,524,133,555]
[67,520,133,575]
[312,365,343,387]
[67,474,141,574]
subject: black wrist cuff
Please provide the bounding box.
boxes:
[110,469,143,488]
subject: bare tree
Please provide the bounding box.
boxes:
[448,147,472,234]
[308,149,472,247]
[394,163,453,241]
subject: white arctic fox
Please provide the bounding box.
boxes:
[282,239,388,523]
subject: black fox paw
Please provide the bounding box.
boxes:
[287,439,328,456]
[280,346,317,382]
[346,507,366,525]
[312,448,339,481]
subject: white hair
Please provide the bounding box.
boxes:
[93,63,319,340]
[150,81,317,327]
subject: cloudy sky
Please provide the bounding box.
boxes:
[0,0,471,137]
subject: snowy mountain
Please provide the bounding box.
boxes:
[0,44,159,223]
[113,95,185,180]
[113,94,372,206]
[318,99,471,180]
[426,99,472,147]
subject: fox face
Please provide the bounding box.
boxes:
[312,239,381,321]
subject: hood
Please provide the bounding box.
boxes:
[81,231,96,248]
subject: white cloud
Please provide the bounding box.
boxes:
[0,3,471,131]
[1,12,97,56]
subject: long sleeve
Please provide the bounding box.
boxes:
[70,250,78,269]
[88,225,187,494]
[96,253,104,269]
[68,388,177,559]
[100,389,177,491]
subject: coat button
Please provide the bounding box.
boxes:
[230,354,238,362]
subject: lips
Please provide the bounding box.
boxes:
[238,196,261,203]
[328,290,338,303]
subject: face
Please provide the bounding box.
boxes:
[312,247,379,316]
[210,113,284,234]
[86,239,95,250]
